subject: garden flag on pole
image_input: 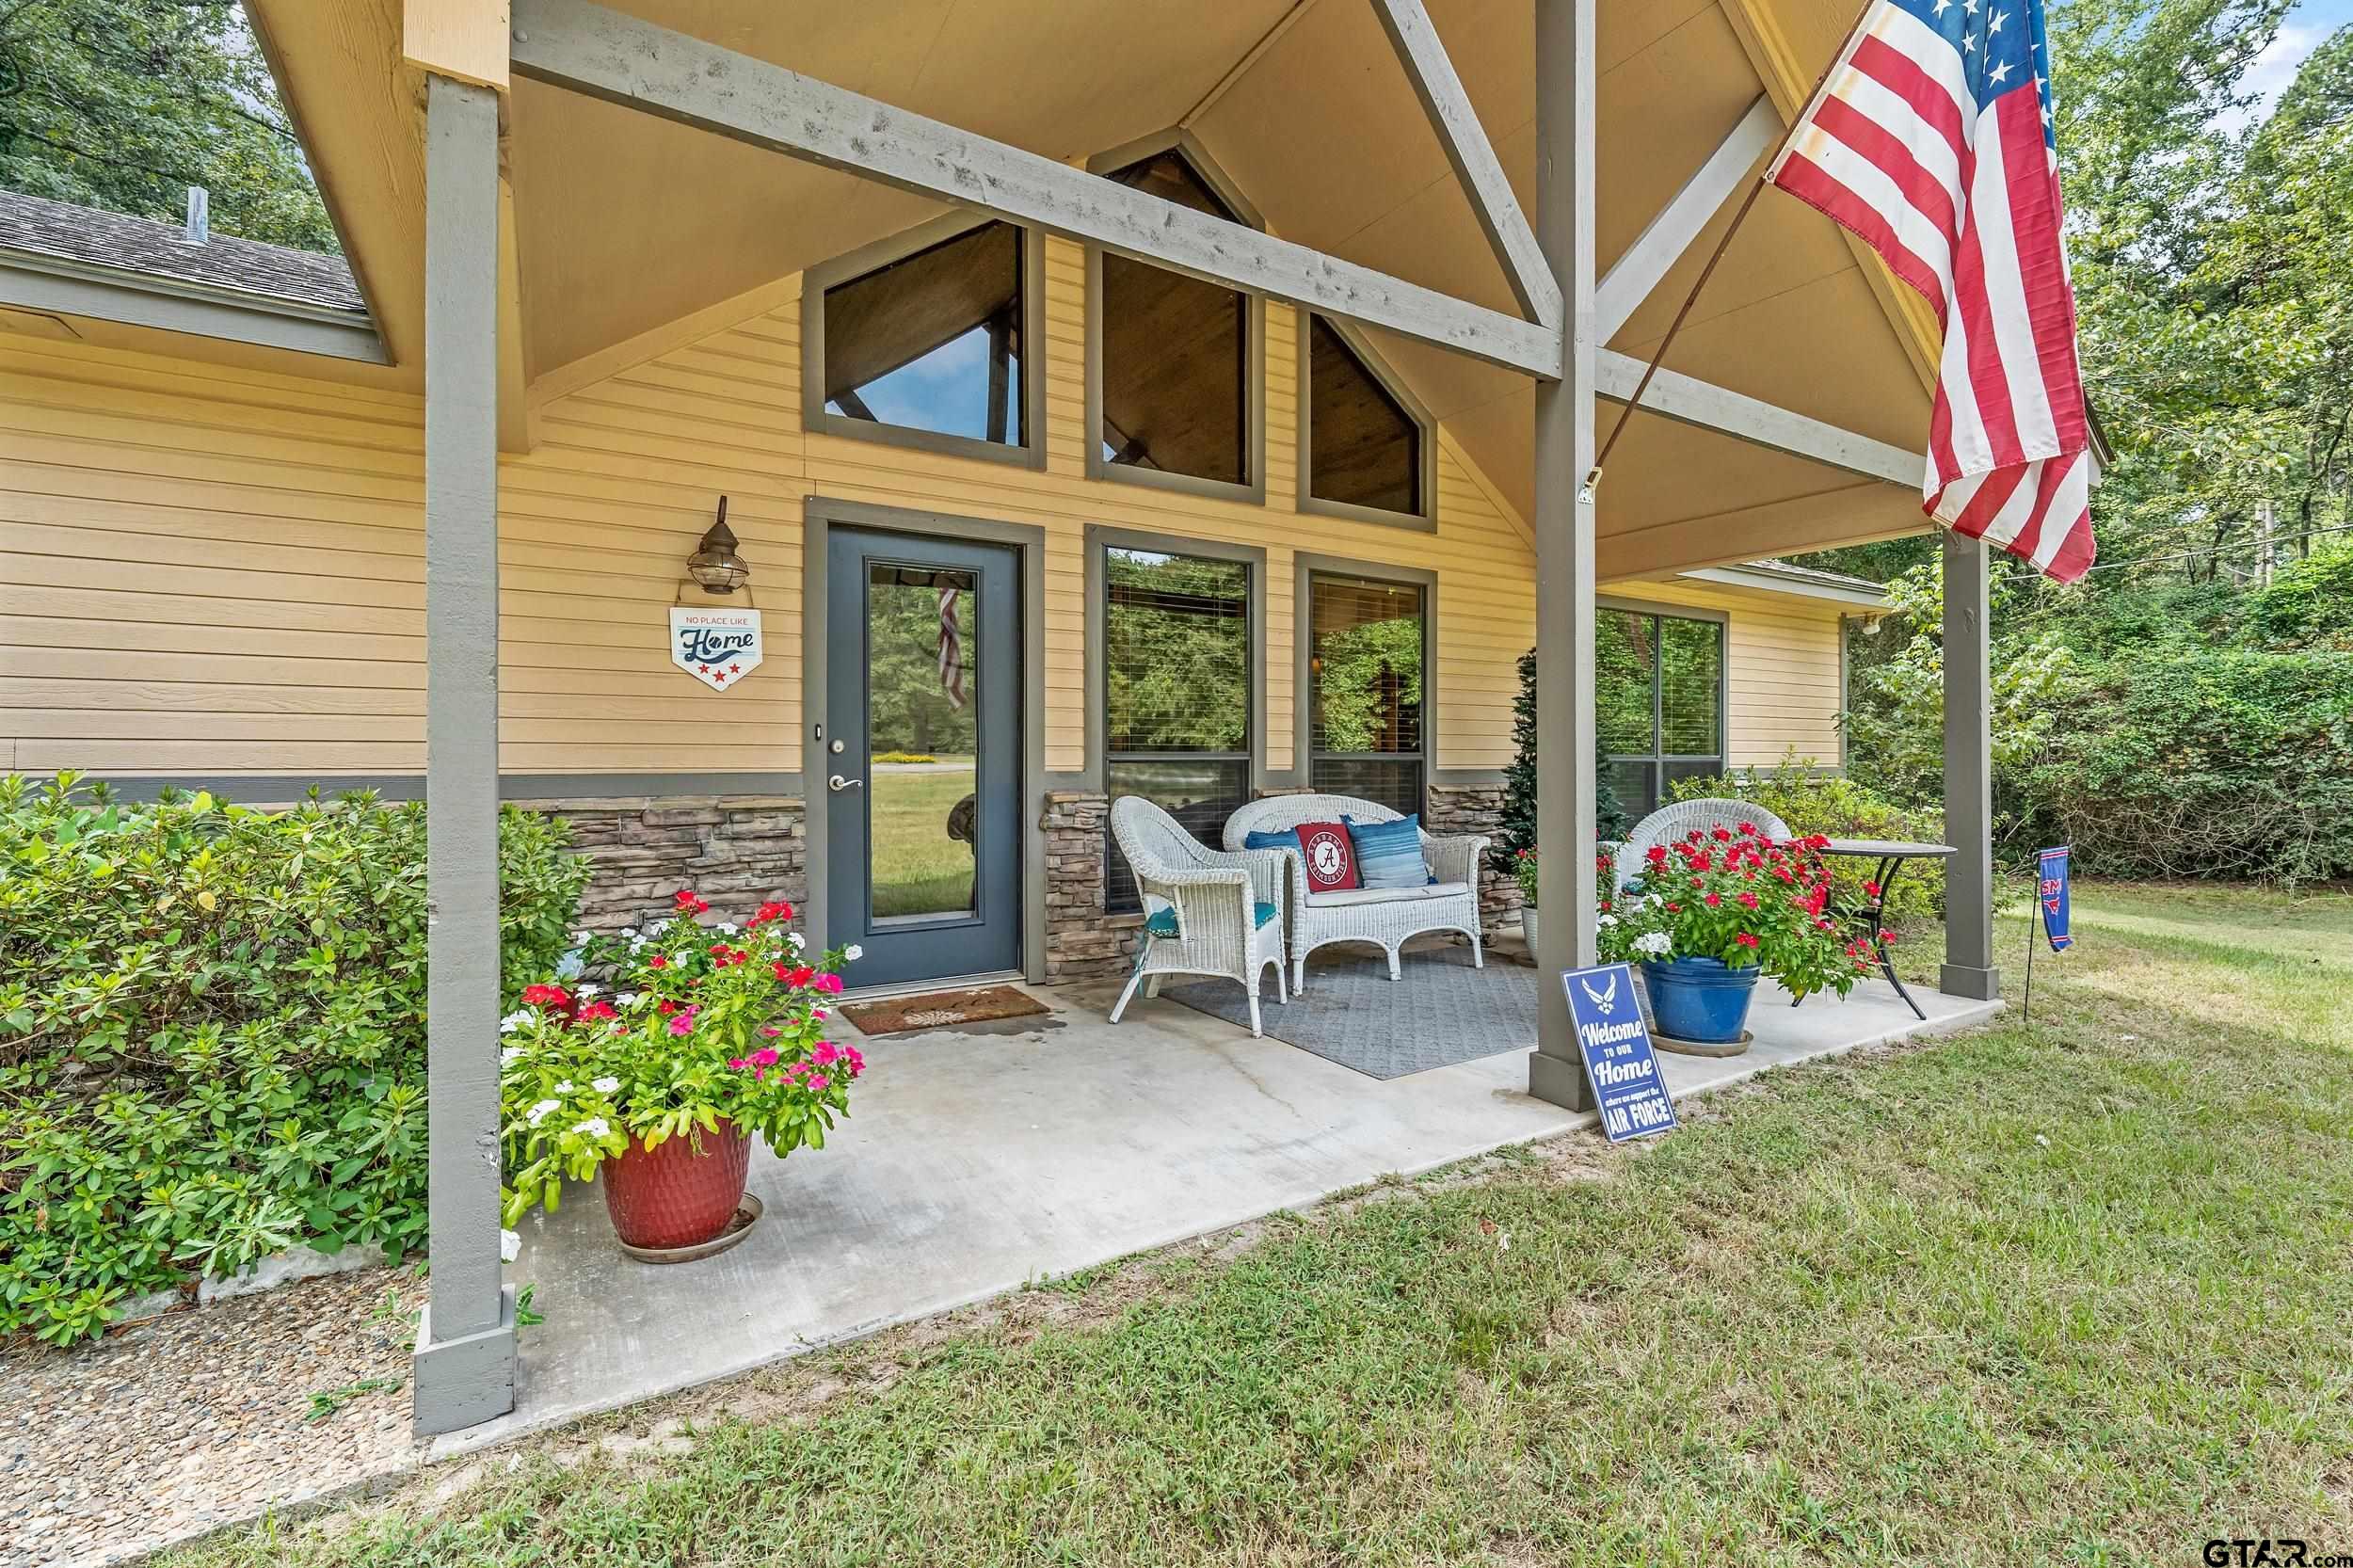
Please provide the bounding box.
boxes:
[1768,0,2097,582]
[2037,845,2073,951]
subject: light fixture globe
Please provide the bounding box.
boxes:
[688,497,749,594]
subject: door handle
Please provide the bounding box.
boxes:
[828,774,863,792]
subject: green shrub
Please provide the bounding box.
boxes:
[2020,647,2353,883]
[2245,548,2353,648]
[1671,759,1945,925]
[0,774,589,1346]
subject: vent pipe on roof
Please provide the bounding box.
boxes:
[183,186,210,246]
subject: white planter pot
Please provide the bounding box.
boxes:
[1520,906,1539,950]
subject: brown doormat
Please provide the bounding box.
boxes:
[840,984,1049,1037]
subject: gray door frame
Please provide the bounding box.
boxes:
[801,497,1048,984]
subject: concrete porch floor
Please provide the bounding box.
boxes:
[460,958,2000,1454]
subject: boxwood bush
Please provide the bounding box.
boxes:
[0,775,588,1346]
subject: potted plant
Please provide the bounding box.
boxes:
[498,890,864,1256]
[1514,846,1541,949]
[1594,826,1876,1048]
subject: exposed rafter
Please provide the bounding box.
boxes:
[1368,0,1560,329]
[1593,95,1779,346]
[507,0,1562,378]
[1595,348,1920,488]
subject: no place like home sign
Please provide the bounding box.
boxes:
[670,606,762,692]
[1562,963,1678,1142]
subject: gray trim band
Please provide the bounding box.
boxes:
[0,251,388,364]
[84,773,806,806]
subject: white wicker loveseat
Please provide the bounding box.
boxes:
[1224,793,1485,991]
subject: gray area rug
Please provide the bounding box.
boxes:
[1164,947,1539,1080]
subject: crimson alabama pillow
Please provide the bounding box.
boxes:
[1292,821,1361,894]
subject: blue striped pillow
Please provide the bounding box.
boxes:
[1345,814,1430,889]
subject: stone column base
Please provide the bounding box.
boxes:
[411,1283,516,1437]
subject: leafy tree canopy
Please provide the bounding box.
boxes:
[0,0,336,251]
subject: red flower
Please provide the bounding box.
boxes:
[1806,833,1831,851]
[658,999,679,1015]
[1737,822,1757,836]
[675,889,697,906]
[1735,932,1759,949]
[574,1000,617,1023]
[1881,930,1899,945]
[1703,892,1721,908]
[648,954,669,969]
[787,965,816,987]
[1736,891,1759,910]
[1645,844,1670,865]
[1863,880,1883,899]
[520,984,571,1009]
[1665,903,1682,913]
[1711,826,1733,842]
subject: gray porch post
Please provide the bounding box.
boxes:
[411,72,517,1437]
[1526,0,1601,1112]
[1939,530,2002,1000]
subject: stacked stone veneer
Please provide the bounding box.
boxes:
[1425,780,1518,936]
[1042,791,1136,982]
[522,794,808,934]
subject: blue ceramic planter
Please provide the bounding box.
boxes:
[1641,956,1762,1043]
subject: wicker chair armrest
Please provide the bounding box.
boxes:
[1419,832,1487,886]
[1193,844,1290,911]
[1135,866,1254,945]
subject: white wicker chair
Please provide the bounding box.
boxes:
[1223,793,1485,992]
[1610,798,1793,889]
[1109,796,1291,1038]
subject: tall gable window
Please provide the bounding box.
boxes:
[806,217,1039,465]
[1305,316,1427,521]
[1092,146,1258,496]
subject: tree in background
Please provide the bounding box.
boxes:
[1496,648,1630,872]
[0,0,335,250]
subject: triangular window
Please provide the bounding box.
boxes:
[821,220,1024,446]
[1097,150,1250,488]
[1306,316,1423,519]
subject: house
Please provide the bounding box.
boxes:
[0,0,1998,1434]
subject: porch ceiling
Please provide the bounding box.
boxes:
[243,0,1938,568]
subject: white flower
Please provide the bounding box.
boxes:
[575,983,602,999]
[572,1116,611,1139]
[1595,914,1617,928]
[553,1080,573,1094]
[843,943,864,962]
[591,1076,620,1094]
[554,951,585,981]
[500,1046,524,1068]
[525,1098,560,1127]
[1633,931,1673,957]
[787,932,808,952]
[500,1229,521,1263]
[620,927,639,941]
[616,992,640,1008]
[498,1010,533,1035]
[716,921,739,936]
[571,929,591,945]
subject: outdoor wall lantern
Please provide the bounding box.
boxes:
[687,496,750,594]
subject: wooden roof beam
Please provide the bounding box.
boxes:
[1368,0,1560,330]
[505,0,1561,378]
[1593,95,1779,347]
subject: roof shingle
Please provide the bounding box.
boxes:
[0,188,365,317]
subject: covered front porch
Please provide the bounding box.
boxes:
[474,955,1998,1450]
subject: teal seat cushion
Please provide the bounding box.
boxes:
[1345,814,1432,889]
[1142,901,1280,936]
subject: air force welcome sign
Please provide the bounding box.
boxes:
[670,607,762,692]
[1562,963,1678,1143]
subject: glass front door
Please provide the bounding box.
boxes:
[824,528,1020,987]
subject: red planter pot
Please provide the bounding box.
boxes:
[600,1121,751,1251]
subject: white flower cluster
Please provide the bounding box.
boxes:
[844,943,864,962]
[592,1076,620,1094]
[525,1097,559,1127]
[498,1010,533,1035]
[572,1116,611,1139]
[1633,931,1673,957]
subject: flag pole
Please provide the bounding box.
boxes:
[1582,0,1879,500]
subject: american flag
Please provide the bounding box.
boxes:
[1769,0,2096,582]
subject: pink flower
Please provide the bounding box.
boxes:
[667,1014,695,1035]
[811,1041,839,1067]
[728,1057,746,1069]
[750,1047,779,1068]
[1736,892,1759,911]
[813,1009,828,1021]
[759,1025,782,1038]
[809,1073,829,1091]
[813,973,844,996]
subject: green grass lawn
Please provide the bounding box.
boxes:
[176,882,2352,1566]
[867,758,976,920]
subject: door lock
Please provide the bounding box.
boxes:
[828,775,863,792]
